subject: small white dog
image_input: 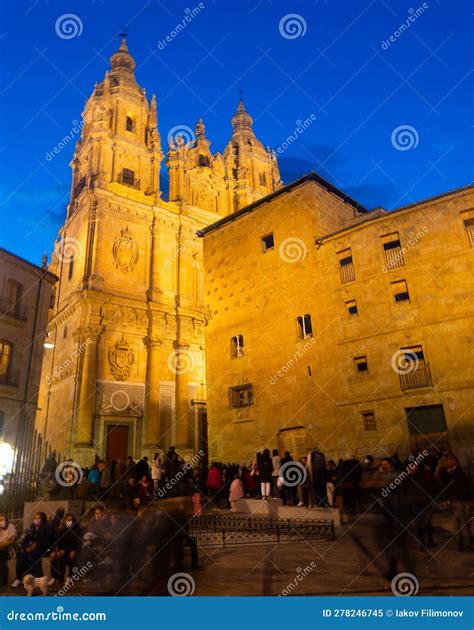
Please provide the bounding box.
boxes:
[22,574,49,596]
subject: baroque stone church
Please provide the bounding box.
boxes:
[36,40,282,466]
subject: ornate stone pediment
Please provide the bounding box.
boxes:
[112,227,139,272]
[108,336,134,381]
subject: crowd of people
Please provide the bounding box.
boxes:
[0,445,471,593]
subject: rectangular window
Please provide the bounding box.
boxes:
[362,411,377,431]
[463,216,474,247]
[126,116,134,132]
[354,355,368,374]
[259,172,267,186]
[381,232,405,269]
[391,279,410,302]
[231,335,244,358]
[296,314,313,339]
[346,299,358,316]
[338,248,355,283]
[398,345,432,390]
[68,258,74,280]
[121,168,135,186]
[0,341,11,376]
[228,384,254,408]
[261,233,274,252]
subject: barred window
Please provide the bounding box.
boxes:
[362,411,377,431]
[231,335,244,358]
[338,248,355,283]
[463,217,474,247]
[381,232,405,269]
[228,384,253,408]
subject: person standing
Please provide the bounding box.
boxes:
[308,446,328,507]
[229,474,245,511]
[259,449,273,500]
[0,514,17,587]
[207,462,224,506]
[151,453,162,496]
[271,449,281,498]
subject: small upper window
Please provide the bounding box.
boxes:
[354,355,368,374]
[297,314,313,339]
[259,172,267,186]
[121,168,135,187]
[346,299,358,316]
[391,279,410,303]
[68,258,74,281]
[231,335,244,358]
[126,116,134,132]
[261,233,274,252]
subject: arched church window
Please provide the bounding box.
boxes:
[126,116,134,132]
[259,172,267,186]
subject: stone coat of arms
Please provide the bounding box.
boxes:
[108,336,134,381]
[112,227,139,272]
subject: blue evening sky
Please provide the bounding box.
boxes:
[0,0,472,265]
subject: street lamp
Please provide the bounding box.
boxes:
[44,331,54,349]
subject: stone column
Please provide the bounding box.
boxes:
[143,335,162,449]
[174,342,191,448]
[73,325,102,447]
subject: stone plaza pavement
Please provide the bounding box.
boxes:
[1,511,472,597]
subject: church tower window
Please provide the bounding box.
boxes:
[126,116,134,132]
[261,233,274,252]
[121,168,135,187]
